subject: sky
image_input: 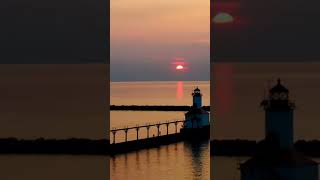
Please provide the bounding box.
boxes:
[211,0,320,62]
[0,0,108,63]
[111,0,210,81]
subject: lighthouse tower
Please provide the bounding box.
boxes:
[260,79,295,149]
[181,87,210,138]
[240,79,319,180]
[192,87,202,108]
[182,87,209,132]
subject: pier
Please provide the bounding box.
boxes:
[110,120,185,144]
[108,88,210,154]
[109,133,185,155]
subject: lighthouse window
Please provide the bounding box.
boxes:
[272,93,280,100]
[280,92,288,100]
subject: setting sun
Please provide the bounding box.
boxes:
[213,12,234,23]
[176,65,184,70]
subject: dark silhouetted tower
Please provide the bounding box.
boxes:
[260,79,295,149]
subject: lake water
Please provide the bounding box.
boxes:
[210,156,320,180]
[110,81,210,106]
[110,81,210,180]
[0,155,109,180]
[110,64,320,180]
[3,68,320,180]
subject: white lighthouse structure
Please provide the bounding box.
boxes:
[180,87,210,137]
[240,79,318,180]
[192,87,202,108]
[261,78,295,149]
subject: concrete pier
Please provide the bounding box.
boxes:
[109,133,184,155]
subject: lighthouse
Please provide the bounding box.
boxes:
[192,87,202,108]
[240,79,319,180]
[261,78,295,149]
[180,87,210,138]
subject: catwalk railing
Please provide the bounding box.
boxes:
[110,120,185,144]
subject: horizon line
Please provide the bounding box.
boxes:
[110,80,210,83]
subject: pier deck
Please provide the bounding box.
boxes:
[109,133,184,155]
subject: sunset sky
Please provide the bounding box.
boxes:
[111,0,209,81]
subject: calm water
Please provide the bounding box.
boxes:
[110,81,210,180]
[111,141,209,180]
[210,156,320,180]
[3,65,320,180]
[111,81,210,106]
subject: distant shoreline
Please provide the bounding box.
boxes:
[110,80,210,83]
[110,105,210,111]
[0,138,109,155]
[211,139,320,157]
[1,138,320,156]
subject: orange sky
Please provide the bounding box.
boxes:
[112,0,209,44]
[111,0,210,81]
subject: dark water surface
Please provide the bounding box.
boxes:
[111,140,210,180]
[0,155,109,180]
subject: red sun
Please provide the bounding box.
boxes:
[176,65,184,70]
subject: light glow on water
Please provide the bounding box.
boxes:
[176,81,184,100]
[111,81,210,106]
